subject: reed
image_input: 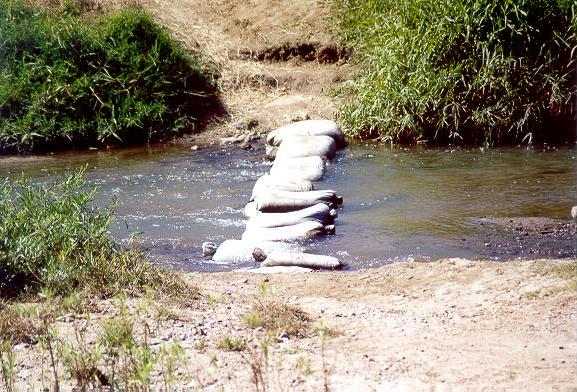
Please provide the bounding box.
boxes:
[333,0,576,145]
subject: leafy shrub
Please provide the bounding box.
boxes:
[0,170,184,298]
[333,0,577,145]
[0,0,220,152]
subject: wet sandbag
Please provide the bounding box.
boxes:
[250,174,314,201]
[265,145,277,160]
[246,203,337,229]
[211,240,303,263]
[270,156,325,182]
[267,120,347,148]
[275,135,337,160]
[260,252,342,270]
[242,220,329,242]
[254,189,343,212]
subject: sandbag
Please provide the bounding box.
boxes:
[211,240,303,263]
[250,174,314,201]
[242,221,330,242]
[265,145,277,160]
[260,252,342,270]
[275,135,337,160]
[270,156,325,182]
[244,201,259,218]
[246,203,337,229]
[254,189,343,212]
[267,120,347,148]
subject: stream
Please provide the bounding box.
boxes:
[1,142,575,271]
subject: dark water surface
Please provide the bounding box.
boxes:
[1,143,575,271]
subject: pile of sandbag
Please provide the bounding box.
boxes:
[203,119,348,272]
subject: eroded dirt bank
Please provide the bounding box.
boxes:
[12,259,576,390]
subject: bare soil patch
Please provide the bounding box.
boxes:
[141,0,352,142]
[8,259,577,390]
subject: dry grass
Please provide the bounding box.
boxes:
[140,0,344,132]
[217,335,247,352]
[0,303,43,344]
[243,297,311,337]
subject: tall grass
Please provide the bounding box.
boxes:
[0,170,185,298]
[333,0,577,145]
[0,0,220,153]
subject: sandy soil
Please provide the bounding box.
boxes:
[10,258,576,391]
[141,0,352,145]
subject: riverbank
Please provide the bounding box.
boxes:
[6,258,576,390]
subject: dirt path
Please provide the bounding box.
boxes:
[142,0,352,142]
[181,258,577,390]
[9,259,575,390]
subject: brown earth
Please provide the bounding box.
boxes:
[141,0,353,146]
[10,259,577,391]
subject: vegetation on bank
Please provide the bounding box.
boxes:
[0,170,187,298]
[333,0,577,145]
[0,0,220,153]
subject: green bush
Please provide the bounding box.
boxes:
[0,0,219,152]
[0,170,183,298]
[333,0,576,145]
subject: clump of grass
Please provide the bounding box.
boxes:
[243,298,311,337]
[333,0,576,145]
[0,0,221,153]
[0,302,43,344]
[218,336,247,352]
[0,169,187,298]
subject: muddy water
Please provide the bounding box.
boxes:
[1,143,575,271]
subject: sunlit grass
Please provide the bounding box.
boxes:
[0,169,187,298]
[0,0,219,153]
[333,0,576,145]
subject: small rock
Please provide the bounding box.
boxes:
[233,118,259,131]
[571,206,577,219]
[252,248,267,262]
[190,145,199,151]
[289,111,310,122]
[202,242,218,257]
[277,331,289,343]
[220,135,245,144]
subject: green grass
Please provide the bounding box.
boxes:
[333,0,577,145]
[0,169,187,298]
[0,0,220,153]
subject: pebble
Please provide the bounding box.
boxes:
[571,206,577,219]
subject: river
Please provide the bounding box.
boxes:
[1,142,575,271]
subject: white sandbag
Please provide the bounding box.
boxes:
[275,135,337,160]
[270,156,325,182]
[267,120,347,148]
[254,189,343,212]
[244,201,259,218]
[246,203,336,229]
[242,221,328,242]
[250,174,314,201]
[211,240,303,263]
[261,252,342,270]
